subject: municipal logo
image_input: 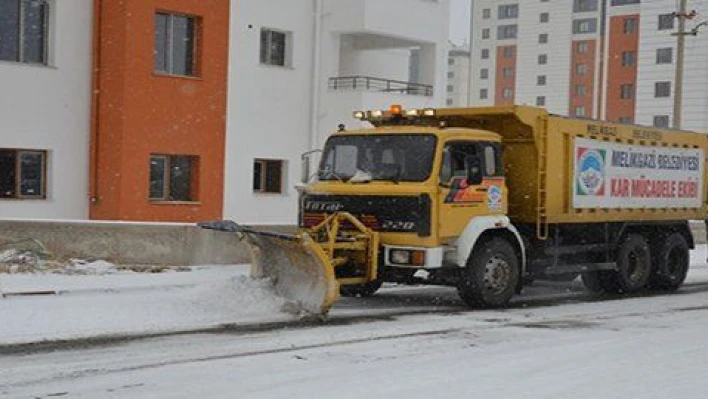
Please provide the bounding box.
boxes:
[487,185,502,210]
[576,147,606,196]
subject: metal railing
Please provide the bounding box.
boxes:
[328,76,433,97]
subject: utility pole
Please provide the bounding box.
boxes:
[673,1,698,129]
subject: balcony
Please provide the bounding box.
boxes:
[329,76,433,97]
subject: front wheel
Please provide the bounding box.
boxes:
[340,280,383,297]
[457,238,519,308]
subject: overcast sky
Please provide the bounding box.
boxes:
[449,0,471,45]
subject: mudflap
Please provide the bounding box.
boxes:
[245,232,339,317]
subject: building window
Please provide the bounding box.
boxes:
[502,67,514,78]
[656,47,673,64]
[446,98,454,106]
[482,28,490,39]
[480,89,488,99]
[536,96,546,106]
[576,63,587,75]
[620,83,635,99]
[655,81,671,98]
[448,58,455,65]
[447,84,454,92]
[482,8,491,19]
[653,115,670,128]
[538,54,547,65]
[537,75,547,86]
[575,106,586,117]
[481,48,489,59]
[658,13,675,31]
[621,51,636,67]
[575,84,587,97]
[611,0,640,5]
[540,13,549,23]
[155,12,197,76]
[503,88,513,98]
[618,117,633,124]
[447,71,454,79]
[539,33,548,44]
[149,155,198,202]
[498,4,519,19]
[577,41,589,53]
[502,46,515,58]
[260,28,292,67]
[573,0,598,12]
[253,159,284,194]
[0,149,46,199]
[497,24,518,39]
[623,17,638,34]
[0,0,49,64]
[573,18,597,33]
[480,68,489,79]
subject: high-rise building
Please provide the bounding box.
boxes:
[446,42,471,106]
[470,0,708,131]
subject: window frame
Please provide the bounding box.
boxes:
[658,13,675,31]
[620,83,635,99]
[260,27,292,68]
[0,0,50,65]
[253,159,285,194]
[656,47,673,64]
[154,11,199,77]
[0,148,47,200]
[149,154,199,202]
[655,81,672,98]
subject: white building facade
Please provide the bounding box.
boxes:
[470,0,708,132]
[0,0,450,223]
[446,42,471,106]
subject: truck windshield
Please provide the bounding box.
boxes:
[318,134,437,182]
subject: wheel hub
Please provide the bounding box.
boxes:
[484,255,511,294]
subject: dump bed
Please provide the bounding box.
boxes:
[434,106,708,225]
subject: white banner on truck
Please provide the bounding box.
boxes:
[573,137,704,209]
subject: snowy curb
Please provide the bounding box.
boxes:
[0,283,199,299]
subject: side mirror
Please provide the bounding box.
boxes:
[466,155,483,186]
[300,149,322,184]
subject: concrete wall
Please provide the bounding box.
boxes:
[0,220,255,266]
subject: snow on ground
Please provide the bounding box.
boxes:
[0,246,707,346]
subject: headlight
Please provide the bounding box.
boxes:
[390,250,411,265]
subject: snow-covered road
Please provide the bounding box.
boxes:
[4,276,708,397]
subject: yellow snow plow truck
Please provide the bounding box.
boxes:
[201,105,708,317]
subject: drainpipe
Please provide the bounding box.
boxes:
[89,0,103,209]
[310,0,324,153]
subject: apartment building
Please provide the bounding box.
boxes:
[470,0,708,131]
[446,42,471,106]
[0,0,450,223]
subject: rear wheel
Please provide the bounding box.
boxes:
[457,238,519,308]
[650,233,689,291]
[614,234,652,293]
[340,280,383,297]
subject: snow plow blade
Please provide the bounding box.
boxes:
[198,221,339,316]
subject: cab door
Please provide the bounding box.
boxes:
[437,140,506,239]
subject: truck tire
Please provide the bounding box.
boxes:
[614,234,652,293]
[457,238,519,308]
[650,233,689,291]
[340,280,383,297]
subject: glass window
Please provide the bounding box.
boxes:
[620,83,635,99]
[484,145,498,176]
[575,106,586,117]
[154,13,197,76]
[502,46,515,58]
[0,149,46,199]
[480,68,489,79]
[537,75,547,85]
[611,0,640,5]
[575,84,587,97]
[658,13,674,30]
[497,24,518,39]
[576,63,587,75]
[503,88,513,98]
[502,67,513,77]
[655,81,671,98]
[653,115,670,128]
[621,51,636,67]
[446,98,454,106]
[481,48,489,59]
[0,0,48,64]
[319,135,437,183]
[498,4,519,19]
[577,41,589,53]
[260,28,290,67]
[538,54,547,65]
[656,47,673,64]
[480,89,488,99]
[574,0,598,12]
[540,13,549,23]
[482,8,491,19]
[573,18,597,33]
[536,96,546,106]
[539,33,548,44]
[482,28,490,39]
[447,85,454,92]
[447,71,454,79]
[623,17,638,34]
[253,159,283,193]
[149,155,198,201]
